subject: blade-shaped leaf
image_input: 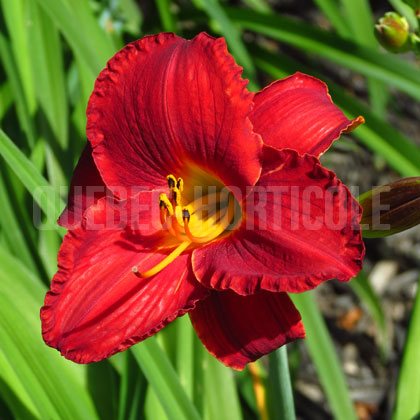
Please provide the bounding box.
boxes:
[226,7,420,101]
[26,0,68,148]
[131,338,201,420]
[291,291,357,420]
[202,350,243,420]
[0,0,36,113]
[0,245,99,420]
[393,276,420,420]
[0,129,65,234]
[34,0,115,78]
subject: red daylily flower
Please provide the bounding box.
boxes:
[41,32,365,370]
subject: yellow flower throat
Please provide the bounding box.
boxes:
[132,174,235,278]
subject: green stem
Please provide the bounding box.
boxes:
[267,346,296,420]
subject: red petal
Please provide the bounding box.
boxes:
[192,149,364,294]
[189,289,305,370]
[58,143,107,229]
[250,72,364,157]
[88,32,262,198]
[42,196,208,363]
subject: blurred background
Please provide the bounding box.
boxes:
[0,0,419,419]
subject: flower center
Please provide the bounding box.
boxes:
[132,173,236,278]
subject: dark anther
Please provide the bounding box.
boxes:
[159,200,166,209]
[182,209,191,222]
[167,177,176,188]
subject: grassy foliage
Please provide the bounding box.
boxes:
[0,0,419,419]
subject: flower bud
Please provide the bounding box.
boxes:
[375,12,411,53]
[359,177,420,238]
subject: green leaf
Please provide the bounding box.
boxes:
[70,58,97,140]
[349,271,390,359]
[0,129,66,233]
[117,352,146,420]
[131,338,201,420]
[87,361,119,420]
[118,0,143,35]
[156,0,177,32]
[34,0,115,78]
[291,291,357,420]
[45,145,68,196]
[202,351,243,420]
[226,7,420,101]
[38,228,60,279]
[192,0,257,88]
[145,387,170,420]
[241,0,272,14]
[0,82,13,121]
[313,0,351,37]
[236,368,258,414]
[193,334,205,415]
[30,138,46,172]
[176,316,194,400]
[0,32,36,147]
[0,170,38,273]
[0,350,39,420]
[340,0,389,115]
[0,0,36,113]
[0,245,99,420]
[26,0,68,148]
[340,0,376,46]
[393,276,420,420]
[66,0,120,53]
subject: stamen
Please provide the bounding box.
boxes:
[182,208,190,222]
[170,210,185,234]
[167,175,177,189]
[171,187,181,207]
[167,214,188,241]
[177,178,184,192]
[153,175,238,276]
[160,206,168,226]
[132,240,191,278]
[159,193,174,216]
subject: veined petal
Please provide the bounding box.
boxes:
[42,195,208,363]
[88,32,262,197]
[58,143,107,229]
[189,289,305,370]
[250,72,364,157]
[192,149,364,294]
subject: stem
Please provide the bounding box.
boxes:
[267,346,296,420]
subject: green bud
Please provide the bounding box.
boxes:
[359,177,420,238]
[375,12,411,53]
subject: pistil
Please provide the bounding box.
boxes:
[132,240,191,278]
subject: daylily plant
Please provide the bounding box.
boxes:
[41,32,365,369]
